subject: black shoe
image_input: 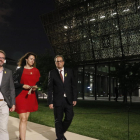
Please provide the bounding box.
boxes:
[56,136,67,140]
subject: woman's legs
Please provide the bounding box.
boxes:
[19,112,30,140]
[26,112,30,120]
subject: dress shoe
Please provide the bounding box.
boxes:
[56,137,67,140]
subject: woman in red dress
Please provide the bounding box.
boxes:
[13,52,40,140]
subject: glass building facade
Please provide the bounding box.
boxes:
[41,0,140,100]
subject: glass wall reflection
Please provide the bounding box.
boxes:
[77,64,125,101]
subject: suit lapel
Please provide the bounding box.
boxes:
[1,68,6,87]
[55,68,67,84]
[64,68,67,83]
[55,68,63,83]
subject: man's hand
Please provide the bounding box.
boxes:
[23,85,30,89]
[73,101,77,106]
[49,104,54,109]
[10,105,15,112]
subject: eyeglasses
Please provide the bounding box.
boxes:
[56,60,63,63]
[0,57,5,60]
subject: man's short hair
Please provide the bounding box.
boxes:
[0,50,6,57]
[54,55,64,62]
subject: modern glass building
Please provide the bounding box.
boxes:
[41,0,140,100]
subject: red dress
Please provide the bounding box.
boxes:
[15,67,40,114]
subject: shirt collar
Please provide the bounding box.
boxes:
[57,67,64,72]
[0,68,4,73]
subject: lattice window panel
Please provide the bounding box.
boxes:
[80,40,91,52]
[101,49,111,59]
[101,36,111,48]
[70,42,80,54]
[76,15,84,26]
[117,0,135,16]
[85,51,94,60]
[90,23,100,37]
[56,21,65,33]
[120,14,140,31]
[41,0,140,62]
[75,3,86,15]
[113,47,122,58]
[123,45,130,56]
[129,32,140,45]
[70,53,81,62]
[92,38,101,50]
[136,45,140,54]
[63,32,69,43]
[68,29,81,42]
[63,43,70,53]
[94,50,102,60]
[110,34,121,47]
[128,45,137,56]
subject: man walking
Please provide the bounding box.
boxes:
[48,55,77,140]
[0,50,15,140]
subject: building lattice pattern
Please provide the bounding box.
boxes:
[41,0,140,63]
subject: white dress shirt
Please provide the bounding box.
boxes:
[0,69,4,99]
[57,67,66,97]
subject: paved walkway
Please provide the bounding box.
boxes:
[8,116,98,140]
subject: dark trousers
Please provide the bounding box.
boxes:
[54,97,74,139]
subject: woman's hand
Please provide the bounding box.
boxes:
[32,85,38,91]
[23,85,31,89]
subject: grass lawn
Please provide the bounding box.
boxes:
[10,99,140,140]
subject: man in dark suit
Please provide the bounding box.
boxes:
[0,50,15,140]
[48,55,77,140]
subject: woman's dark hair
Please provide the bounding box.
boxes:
[17,52,37,67]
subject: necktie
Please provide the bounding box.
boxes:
[60,70,64,82]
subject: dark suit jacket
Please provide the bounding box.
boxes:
[0,67,15,108]
[13,67,24,97]
[48,67,77,106]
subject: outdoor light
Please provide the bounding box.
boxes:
[38,88,41,91]
[64,26,68,29]
[123,9,130,12]
[90,18,95,21]
[16,66,20,69]
[111,12,117,16]
[138,6,140,9]
[100,15,105,19]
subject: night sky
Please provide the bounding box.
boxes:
[0,0,54,60]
